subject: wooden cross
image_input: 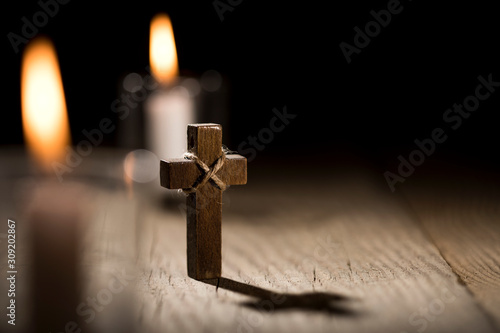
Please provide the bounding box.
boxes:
[160,124,247,280]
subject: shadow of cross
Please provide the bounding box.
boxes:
[203,277,358,315]
[160,124,247,280]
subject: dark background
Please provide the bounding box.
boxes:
[3,0,499,175]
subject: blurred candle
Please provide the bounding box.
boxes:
[21,37,84,332]
[145,13,194,160]
[24,181,87,333]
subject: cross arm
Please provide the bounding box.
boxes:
[160,154,247,189]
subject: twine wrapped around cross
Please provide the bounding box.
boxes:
[182,149,227,194]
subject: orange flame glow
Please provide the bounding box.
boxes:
[21,37,71,172]
[150,13,178,85]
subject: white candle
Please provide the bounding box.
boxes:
[145,13,194,160]
[146,86,194,160]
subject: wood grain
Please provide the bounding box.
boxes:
[402,170,500,330]
[133,167,497,333]
[160,124,247,280]
[1,150,499,333]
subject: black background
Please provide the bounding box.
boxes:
[3,0,499,174]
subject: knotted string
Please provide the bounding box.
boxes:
[181,148,228,194]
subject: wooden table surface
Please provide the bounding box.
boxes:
[1,153,499,333]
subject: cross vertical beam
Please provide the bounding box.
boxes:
[187,124,222,279]
[160,124,247,280]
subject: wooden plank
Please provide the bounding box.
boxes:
[80,187,139,333]
[402,167,500,330]
[0,177,138,333]
[2,148,497,332]
[133,167,496,333]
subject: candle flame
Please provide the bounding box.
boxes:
[21,37,70,172]
[150,13,178,85]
